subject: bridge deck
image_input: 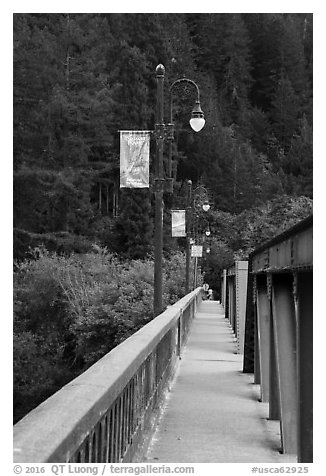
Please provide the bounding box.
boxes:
[140,301,296,463]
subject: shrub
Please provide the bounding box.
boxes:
[163,251,188,304]
[13,228,93,261]
[13,247,188,422]
[13,331,74,423]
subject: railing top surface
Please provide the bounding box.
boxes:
[13,287,202,463]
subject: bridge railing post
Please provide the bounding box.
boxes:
[269,305,280,421]
[221,269,227,307]
[256,275,271,402]
[225,261,248,354]
[297,272,313,463]
[243,257,256,374]
[272,274,298,455]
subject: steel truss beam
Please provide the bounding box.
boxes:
[243,215,312,462]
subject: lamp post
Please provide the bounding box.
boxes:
[154,64,205,316]
[185,179,193,294]
[154,64,165,317]
[185,182,211,293]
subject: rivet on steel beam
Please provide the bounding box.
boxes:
[267,273,272,301]
[253,275,257,304]
[292,271,298,303]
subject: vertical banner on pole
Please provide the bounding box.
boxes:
[171,210,186,237]
[120,131,150,188]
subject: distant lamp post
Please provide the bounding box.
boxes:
[185,182,211,293]
[154,65,205,316]
[185,179,193,294]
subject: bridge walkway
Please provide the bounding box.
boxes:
[140,301,296,463]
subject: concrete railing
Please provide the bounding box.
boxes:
[14,288,203,463]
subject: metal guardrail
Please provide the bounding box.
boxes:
[14,288,203,463]
[243,215,313,463]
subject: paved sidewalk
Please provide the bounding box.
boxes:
[142,301,296,463]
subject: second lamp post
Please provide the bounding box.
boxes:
[185,181,211,293]
[154,64,205,316]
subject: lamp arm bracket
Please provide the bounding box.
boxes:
[169,78,201,123]
[169,78,200,99]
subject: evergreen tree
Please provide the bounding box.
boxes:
[282,115,313,197]
[13,13,313,260]
[115,189,153,259]
[278,14,310,109]
[239,106,272,154]
[243,13,284,111]
[217,14,253,125]
[270,72,300,151]
[186,14,253,125]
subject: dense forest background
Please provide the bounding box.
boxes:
[13,13,313,422]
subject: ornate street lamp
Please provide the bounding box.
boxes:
[166,76,205,191]
[154,65,205,316]
[190,101,205,132]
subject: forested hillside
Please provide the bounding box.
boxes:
[14,13,313,259]
[13,13,313,422]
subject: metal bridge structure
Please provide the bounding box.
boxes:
[242,215,313,463]
[13,216,313,464]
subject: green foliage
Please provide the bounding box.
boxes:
[13,13,313,423]
[281,115,313,197]
[271,73,300,150]
[241,194,313,251]
[13,167,96,235]
[200,194,312,296]
[13,248,188,422]
[202,240,234,298]
[13,13,313,263]
[213,194,313,258]
[13,331,74,423]
[115,189,153,259]
[163,251,188,304]
[13,228,93,261]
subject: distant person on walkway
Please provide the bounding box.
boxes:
[203,283,209,299]
[208,288,213,300]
